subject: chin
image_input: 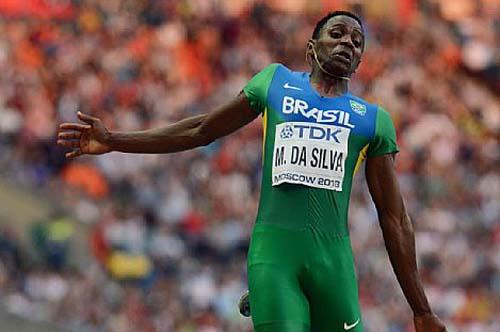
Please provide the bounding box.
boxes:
[326,62,351,77]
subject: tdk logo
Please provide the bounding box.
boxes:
[282,96,355,128]
[280,125,294,139]
[280,123,343,143]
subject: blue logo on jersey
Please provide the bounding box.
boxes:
[280,125,294,139]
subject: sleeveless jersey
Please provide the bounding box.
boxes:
[243,64,398,235]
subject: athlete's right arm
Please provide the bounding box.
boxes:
[57,92,258,158]
[366,155,447,332]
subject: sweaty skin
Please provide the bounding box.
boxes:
[57,14,446,332]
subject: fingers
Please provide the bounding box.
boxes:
[58,112,100,159]
[57,131,81,140]
[57,131,82,158]
[59,112,98,130]
[58,139,83,159]
[65,149,82,159]
[57,130,82,149]
[57,113,96,160]
[59,123,91,131]
[57,139,81,148]
[77,111,99,125]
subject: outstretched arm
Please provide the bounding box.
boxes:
[365,154,446,332]
[57,92,258,158]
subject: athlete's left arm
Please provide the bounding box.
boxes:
[366,154,447,331]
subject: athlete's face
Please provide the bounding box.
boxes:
[307,15,364,77]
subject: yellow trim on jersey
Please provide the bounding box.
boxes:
[262,108,268,164]
[354,144,369,175]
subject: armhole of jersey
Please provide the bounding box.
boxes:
[370,104,380,141]
[367,105,399,157]
[259,64,281,164]
[244,63,280,114]
[262,107,268,165]
[354,144,369,175]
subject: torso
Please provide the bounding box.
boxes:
[256,64,379,235]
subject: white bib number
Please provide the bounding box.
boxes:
[272,122,349,191]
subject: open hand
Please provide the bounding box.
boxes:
[57,112,112,158]
[414,313,447,332]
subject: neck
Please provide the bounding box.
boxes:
[309,66,349,97]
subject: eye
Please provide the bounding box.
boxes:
[330,31,342,38]
[352,34,363,48]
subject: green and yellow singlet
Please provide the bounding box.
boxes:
[243,63,398,332]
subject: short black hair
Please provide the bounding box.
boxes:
[312,11,364,39]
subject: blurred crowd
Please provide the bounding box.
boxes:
[0,0,498,332]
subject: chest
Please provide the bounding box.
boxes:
[266,76,375,140]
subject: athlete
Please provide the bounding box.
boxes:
[57,11,446,332]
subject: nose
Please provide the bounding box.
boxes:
[339,35,354,49]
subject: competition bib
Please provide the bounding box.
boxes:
[272,122,349,191]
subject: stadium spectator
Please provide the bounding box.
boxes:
[0,1,498,331]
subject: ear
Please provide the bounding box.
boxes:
[307,39,315,51]
[305,39,315,66]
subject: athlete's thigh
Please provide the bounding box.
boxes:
[304,238,363,332]
[247,224,311,332]
[248,263,310,332]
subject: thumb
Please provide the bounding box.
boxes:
[77,111,99,125]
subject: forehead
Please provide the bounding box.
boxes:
[322,15,363,33]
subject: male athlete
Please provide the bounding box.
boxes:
[57,11,446,332]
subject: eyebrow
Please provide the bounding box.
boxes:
[329,23,363,34]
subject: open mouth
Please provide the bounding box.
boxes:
[332,50,352,63]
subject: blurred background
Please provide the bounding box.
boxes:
[0,0,498,331]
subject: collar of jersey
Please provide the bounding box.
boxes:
[303,72,352,101]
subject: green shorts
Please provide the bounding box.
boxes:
[247,224,363,332]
